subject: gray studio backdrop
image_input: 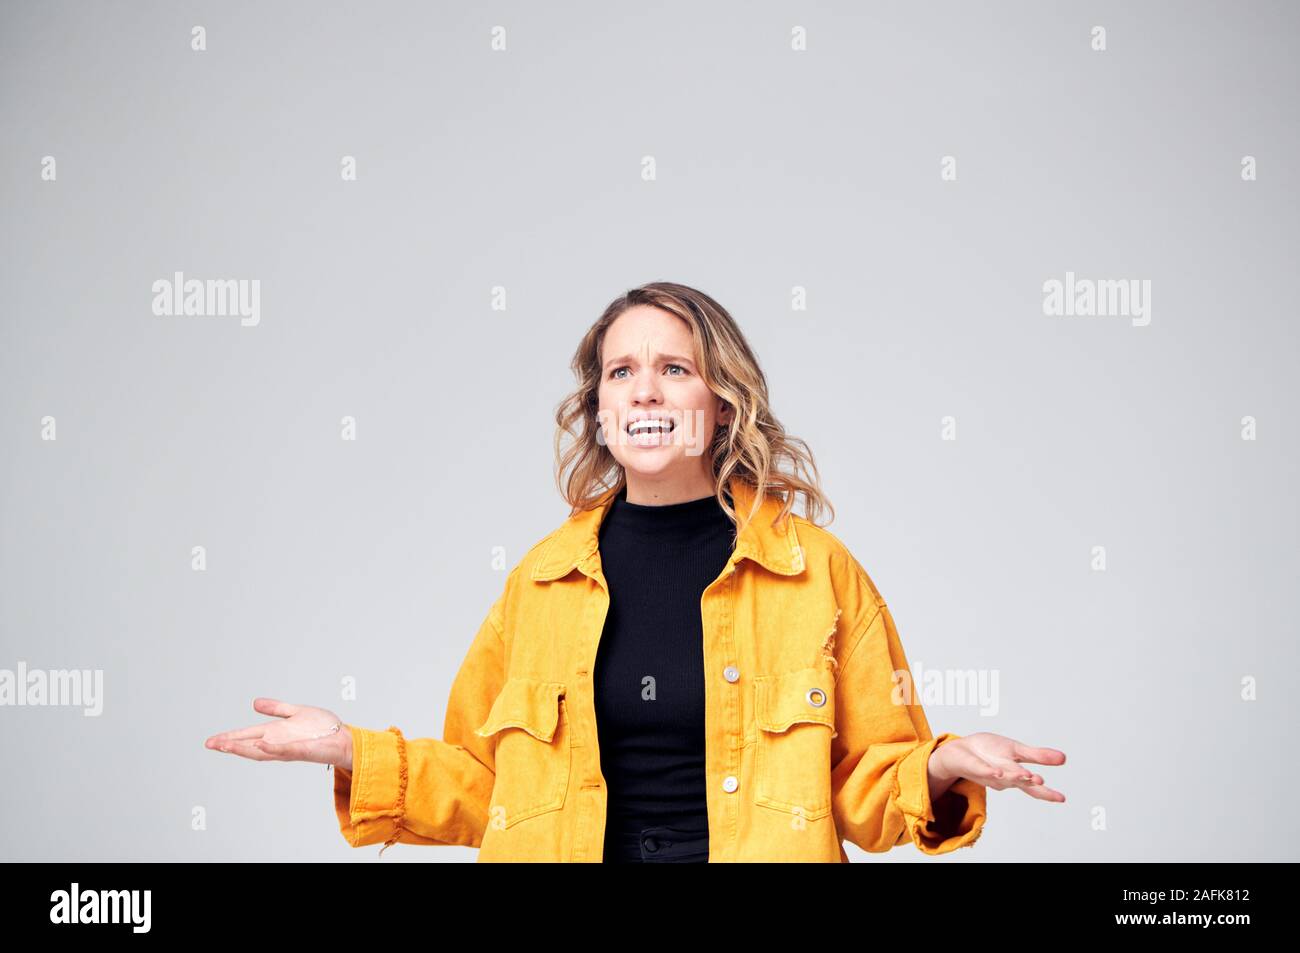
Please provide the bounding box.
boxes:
[1,0,1296,862]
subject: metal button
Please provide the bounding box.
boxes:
[643,836,659,853]
[723,665,740,682]
[806,687,827,708]
[722,775,739,793]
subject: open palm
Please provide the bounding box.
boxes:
[937,731,1066,802]
[204,697,353,770]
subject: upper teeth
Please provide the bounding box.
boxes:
[629,419,674,435]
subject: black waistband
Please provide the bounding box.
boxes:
[605,823,710,863]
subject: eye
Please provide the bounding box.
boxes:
[608,363,687,380]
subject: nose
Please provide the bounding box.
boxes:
[630,377,663,405]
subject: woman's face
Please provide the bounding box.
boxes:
[596,305,732,495]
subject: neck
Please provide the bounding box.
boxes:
[602,484,734,542]
[622,470,718,506]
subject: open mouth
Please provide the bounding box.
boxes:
[626,418,677,443]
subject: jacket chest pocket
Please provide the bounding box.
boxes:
[474,678,571,829]
[753,666,836,821]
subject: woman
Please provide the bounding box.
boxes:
[205,281,1066,862]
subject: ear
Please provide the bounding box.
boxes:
[717,399,733,425]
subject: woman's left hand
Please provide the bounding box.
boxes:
[930,732,1066,802]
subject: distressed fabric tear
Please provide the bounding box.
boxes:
[377,725,409,857]
[820,608,842,680]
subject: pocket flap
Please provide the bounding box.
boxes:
[474,678,566,742]
[754,666,835,733]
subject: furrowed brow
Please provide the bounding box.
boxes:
[603,353,695,369]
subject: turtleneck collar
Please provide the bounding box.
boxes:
[600,484,734,542]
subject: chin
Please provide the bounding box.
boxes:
[618,455,682,479]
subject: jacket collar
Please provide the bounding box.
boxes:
[531,475,805,582]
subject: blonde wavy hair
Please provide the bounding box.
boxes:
[553,281,834,534]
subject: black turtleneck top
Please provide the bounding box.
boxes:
[594,484,737,863]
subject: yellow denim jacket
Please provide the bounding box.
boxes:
[331,477,987,861]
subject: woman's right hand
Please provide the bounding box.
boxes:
[205,697,354,771]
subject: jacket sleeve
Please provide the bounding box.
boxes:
[830,582,987,856]
[331,582,508,854]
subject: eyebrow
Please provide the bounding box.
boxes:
[602,353,696,370]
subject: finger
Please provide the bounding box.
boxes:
[213,738,276,762]
[205,725,268,748]
[993,762,1043,786]
[1008,742,1067,767]
[1016,782,1066,803]
[946,749,1046,791]
[253,697,301,719]
[255,738,330,764]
